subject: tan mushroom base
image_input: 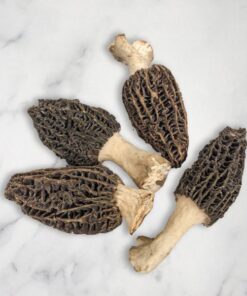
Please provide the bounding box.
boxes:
[99,133,170,192]
[114,184,154,234]
[129,195,210,272]
[109,33,153,75]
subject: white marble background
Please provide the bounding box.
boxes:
[0,0,247,295]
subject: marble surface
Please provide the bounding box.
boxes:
[0,0,247,295]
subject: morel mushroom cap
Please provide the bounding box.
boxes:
[175,127,247,224]
[5,165,154,234]
[28,99,120,166]
[109,34,189,168]
[28,99,170,192]
[129,127,246,272]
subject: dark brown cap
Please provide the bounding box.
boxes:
[28,99,121,166]
[175,127,246,225]
[122,64,188,168]
[5,165,122,234]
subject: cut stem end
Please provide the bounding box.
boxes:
[99,133,169,192]
[141,158,171,192]
[114,184,154,234]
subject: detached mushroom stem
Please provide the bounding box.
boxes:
[129,195,209,272]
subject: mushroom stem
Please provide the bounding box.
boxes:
[129,195,209,272]
[99,133,171,192]
[114,184,154,234]
[109,34,154,74]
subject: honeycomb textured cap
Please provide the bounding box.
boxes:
[28,99,121,166]
[122,64,188,168]
[5,165,122,234]
[175,127,247,225]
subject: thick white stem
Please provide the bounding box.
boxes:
[108,34,154,74]
[129,195,210,272]
[99,133,171,192]
[114,184,154,234]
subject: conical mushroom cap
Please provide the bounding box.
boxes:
[175,127,246,225]
[28,99,120,166]
[5,165,122,234]
[122,64,188,168]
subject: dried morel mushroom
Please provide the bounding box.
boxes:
[129,127,246,272]
[109,34,188,170]
[28,99,169,192]
[5,165,154,234]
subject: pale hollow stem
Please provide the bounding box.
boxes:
[99,133,171,192]
[129,195,210,273]
[108,34,154,74]
[113,184,154,234]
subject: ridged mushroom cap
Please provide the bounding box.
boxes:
[5,165,122,234]
[123,64,188,168]
[175,127,246,225]
[28,99,120,166]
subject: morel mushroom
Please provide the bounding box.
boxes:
[108,34,188,171]
[5,165,154,234]
[129,127,246,272]
[28,99,169,192]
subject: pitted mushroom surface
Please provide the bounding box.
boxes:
[122,64,188,167]
[129,127,246,272]
[109,34,189,169]
[109,34,189,168]
[5,165,154,235]
[29,99,169,192]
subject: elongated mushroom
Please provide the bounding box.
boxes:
[5,165,154,234]
[108,34,189,173]
[28,99,169,192]
[129,127,246,272]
